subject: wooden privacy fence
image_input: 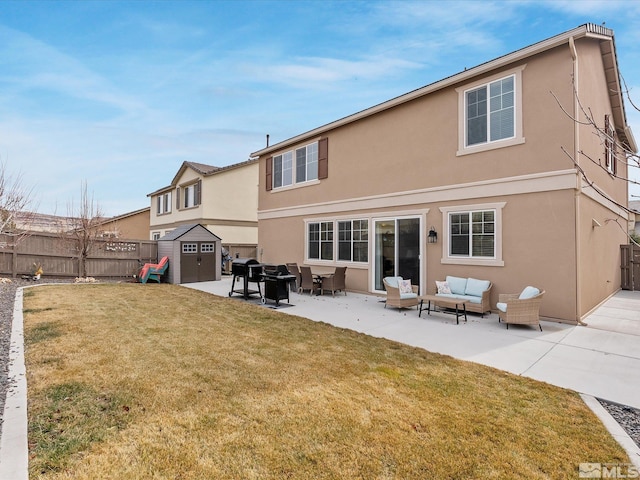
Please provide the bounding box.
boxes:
[620,244,640,290]
[0,232,158,279]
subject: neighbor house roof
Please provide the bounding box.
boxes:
[251,23,636,158]
[147,158,258,197]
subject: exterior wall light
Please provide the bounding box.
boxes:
[428,226,438,244]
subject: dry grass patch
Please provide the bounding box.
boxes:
[24,284,628,479]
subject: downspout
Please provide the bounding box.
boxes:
[569,36,587,325]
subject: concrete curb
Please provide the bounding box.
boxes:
[0,287,28,480]
[581,394,640,469]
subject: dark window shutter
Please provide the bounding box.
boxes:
[157,197,161,214]
[176,188,181,210]
[318,137,328,179]
[196,180,202,205]
[266,157,273,191]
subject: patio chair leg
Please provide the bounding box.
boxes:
[539,324,543,332]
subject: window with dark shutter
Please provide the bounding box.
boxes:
[195,180,202,206]
[176,187,180,210]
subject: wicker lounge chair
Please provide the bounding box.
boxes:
[383,276,419,311]
[497,286,545,331]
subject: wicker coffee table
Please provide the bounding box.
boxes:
[418,295,468,324]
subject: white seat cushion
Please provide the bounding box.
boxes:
[496,302,507,312]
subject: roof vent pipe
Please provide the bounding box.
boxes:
[266,134,270,147]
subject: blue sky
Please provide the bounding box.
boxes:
[2,0,640,216]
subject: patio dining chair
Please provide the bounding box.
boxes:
[298,266,321,295]
[321,266,347,296]
[286,263,301,292]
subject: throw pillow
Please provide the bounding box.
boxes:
[399,279,413,294]
[435,281,452,294]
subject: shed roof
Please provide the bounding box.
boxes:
[158,223,221,242]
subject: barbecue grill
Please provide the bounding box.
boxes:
[229,258,264,299]
[261,264,297,307]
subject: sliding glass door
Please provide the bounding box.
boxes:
[374,217,421,292]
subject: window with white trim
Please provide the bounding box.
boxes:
[338,219,368,262]
[273,151,293,188]
[183,183,200,208]
[201,243,215,253]
[156,192,171,215]
[308,221,333,261]
[296,142,318,183]
[466,75,514,147]
[457,67,524,156]
[605,114,617,174]
[272,141,318,189]
[449,210,495,258]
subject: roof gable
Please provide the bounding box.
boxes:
[158,223,221,241]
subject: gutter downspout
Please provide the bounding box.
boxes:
[570,36,587,326]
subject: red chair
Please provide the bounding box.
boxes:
[138,256,169,284]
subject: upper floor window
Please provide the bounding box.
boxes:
[466,75,514,147]
[157,192,171,215]
[456,67,524,156]
[605,114,617,175]
[179,180,201,209]
[296,142,318,183]
[267,138,328,191]
[273,151,293,188]
[338,219,368,262]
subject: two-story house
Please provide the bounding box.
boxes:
[148,159,259,259]
[252,24,636,324]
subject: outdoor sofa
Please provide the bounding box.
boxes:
[434,275,492,317]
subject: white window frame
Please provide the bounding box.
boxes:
[183,183,198,209]
[439,203,505,267]
[272,141,318,190]
[307,220,334,261]
[338,219,368,263]
[201,243,215,253]
[156,192,171,215]
[182,243,197,254]
[456,66,525,156]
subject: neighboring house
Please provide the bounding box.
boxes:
[252,24,637,324]
[96,207,150,240]
[148,159,259,258]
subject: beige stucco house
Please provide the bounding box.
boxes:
[148,159,259,258]
[97,207,151,240]
[252,24,637,324]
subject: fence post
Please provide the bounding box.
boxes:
[11,242,17,279]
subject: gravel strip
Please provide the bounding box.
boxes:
[1,278,639,451]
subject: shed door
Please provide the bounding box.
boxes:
[181,242,216,283]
